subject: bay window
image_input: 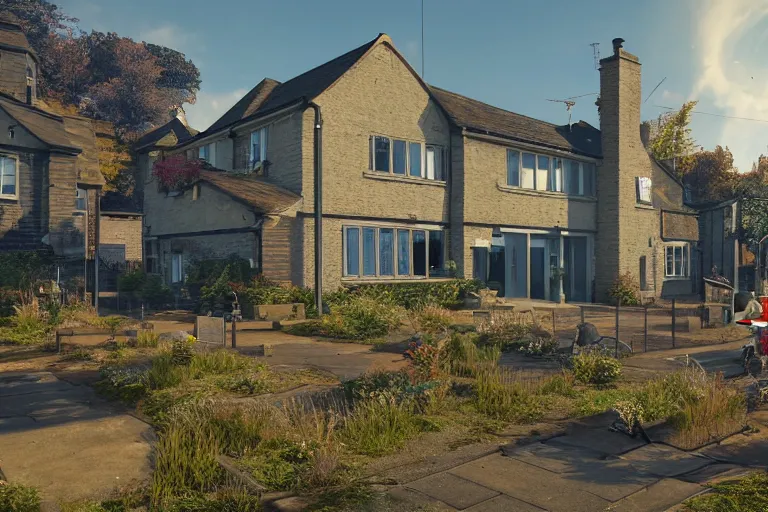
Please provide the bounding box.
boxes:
[369,136,444,181]
[665,244,689,278]
[343,225,446,279]
[507,150,520,186]
[521,152,536,189]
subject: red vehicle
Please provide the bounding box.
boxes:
[737,296,768,374]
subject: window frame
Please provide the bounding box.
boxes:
[636,177,653,204]
[505,149,595,197]
[249,126,269,169]
[75,187,87,212]
[342,224,447,280]
[664,243,690,278]
[171,253,184,283]
[0,154,19,200]
[369,135,445,182]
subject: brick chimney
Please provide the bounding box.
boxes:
[594,38,660,302]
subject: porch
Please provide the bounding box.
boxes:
[472,227,594,304]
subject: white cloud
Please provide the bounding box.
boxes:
[661,90,684,104]
[139,24,188,49]
[184,89,248,132]
[693,0,768,171]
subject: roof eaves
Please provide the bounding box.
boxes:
[463,126,602,159]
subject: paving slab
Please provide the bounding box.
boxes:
[406,472,499,510]
[464,494,546,511]
[448,454,612,512]
[605,478,703,512]
[698,431,768,467]
[388,486,456,511]
[0,371,154,504]
[502,441,605,473]
[545,426,647,456]
[678,465,754,485]
[619,444,712,477]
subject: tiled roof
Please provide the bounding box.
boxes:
[0,13,36,57]
[0,95,79,151]
[180,35,383,146]
[429,86,602,158]
[62,116,106,186]
[198,170,300,215]
[206,78,282,133]
[134,117,196,152]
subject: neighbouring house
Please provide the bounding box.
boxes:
[140,34,700,304]
[0,13,105,299]
[98,191,143,304]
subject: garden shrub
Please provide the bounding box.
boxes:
[348,279,482,310]
[141,274,174,308]
[304,297,402,340]
[340,397,429,456]
[608,272,641,306]
[442,332,500,377]
[0,483,41,512]
[571,349,622,386]
[134,330,160,348]
[476,311,536,350]
[415,305,454,334]
[518,334,559,356]
[0,250,54,291]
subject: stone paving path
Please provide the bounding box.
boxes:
[0,371,154,507]
[387,411,768,511]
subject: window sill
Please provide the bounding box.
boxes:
[363,171,446,187]
[341,276,456,284]
[0,195,19,202]
[496,183,596,202]
[635,203,655,211]
[663,276,690,281]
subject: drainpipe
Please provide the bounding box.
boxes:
[94,188,101,311]
[309,102,323,315]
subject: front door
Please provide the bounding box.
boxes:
[564,236,588,302]
[504,234,527,298]
[530,238,546,300]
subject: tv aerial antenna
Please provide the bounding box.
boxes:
[547,98,577,125]
[590,43,600,70]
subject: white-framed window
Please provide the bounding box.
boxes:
[171,253,184,283]
[369,136,445,181]
[75,187,87,212]
[145,240,158,274]
[0,154,18,199]
[249,127,268,169]
[343,224,446,278]
[506,150,594,196]
[198,144,215,165]
[665,243,689,278]
[636,177,652,204]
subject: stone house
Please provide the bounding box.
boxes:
[0,14,105,298]
[140,34,699,303]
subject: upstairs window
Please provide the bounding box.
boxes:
[198,144,215,164]
[636,177,652,204]
[0,155,17,199]
[75,187,87,212]
[369,136,445,181]
[507,150,520,186]
[250,127,268,169]
[506,150,594,197]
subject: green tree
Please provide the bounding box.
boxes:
[647,101,698,163]
[679,146,737,203]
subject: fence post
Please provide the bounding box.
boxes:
[644,305,648,353]
[615,298,621,358]
[671,298,676,349]
[551,309,556,337]
[580,306,585,325]
[55,330,61,354]
[231,314,237,349]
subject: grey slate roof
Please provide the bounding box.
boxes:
[0,94,80,152]
[134,117,197,152]
[178,35,382,146]
[429,86,602,158]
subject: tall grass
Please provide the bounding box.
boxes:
[0,483,41,512]
[341,398,426,456]
[474,366,543,422]
[442,332,500,377]
[135,330,160,348]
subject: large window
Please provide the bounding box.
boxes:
[665,244,689,278]
[198,144,215,165]
[369,136,445,181]
[250,127,268,168]
[0,155,17,198]
[343,225,446,278]
[507,150,595,197]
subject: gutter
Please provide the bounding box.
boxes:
[308,101,324,316]
[463,128,602,161]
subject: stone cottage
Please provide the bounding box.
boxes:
[0,13,105,298]
[140,34,700,304]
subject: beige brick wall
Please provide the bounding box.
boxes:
[310,42,450,222]
[100,216,143,261]
[0,50,28,103]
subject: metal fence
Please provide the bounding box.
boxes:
[547,300,736,353]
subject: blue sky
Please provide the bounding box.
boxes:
[58,0,768,171]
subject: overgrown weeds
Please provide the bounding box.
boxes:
[571,348,622,386]
[685,471,768,511]
[473,366,543,422]
[0,482,41,512]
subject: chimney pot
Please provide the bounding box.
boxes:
[612,38,625,55]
